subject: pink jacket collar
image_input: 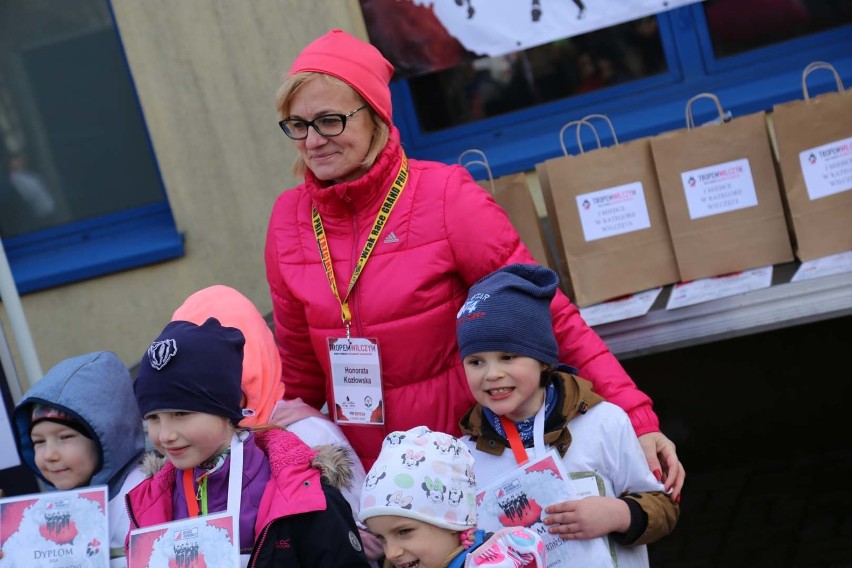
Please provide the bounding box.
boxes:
[306,127,403,218]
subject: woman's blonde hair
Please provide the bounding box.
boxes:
[275,72,390,179]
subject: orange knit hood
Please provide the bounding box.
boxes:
[171,285,284,427]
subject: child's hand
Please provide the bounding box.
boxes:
[543,496,630,540]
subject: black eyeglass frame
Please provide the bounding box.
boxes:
[278,104,368,140]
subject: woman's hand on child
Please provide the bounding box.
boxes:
[638,432,684,501]
[543,496,630,540]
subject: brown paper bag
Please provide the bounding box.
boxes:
[650,94,793,281]
[770,62,852,261]
[459,150,554,269]
[538,115,679,307]
[535,161,573,299]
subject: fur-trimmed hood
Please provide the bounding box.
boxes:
[310,443,355,492]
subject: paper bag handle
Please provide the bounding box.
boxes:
[685,93,726,129]
[574,120,603,155]
[458,149,496,194]
[582,114,620,146]
[801,61,845,100]
[559,119,601,156]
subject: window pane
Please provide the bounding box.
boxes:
[407,17,667,133]
[0,0,165,238]
[704,0,852,58]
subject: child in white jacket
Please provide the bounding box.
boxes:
[455,264,679,568]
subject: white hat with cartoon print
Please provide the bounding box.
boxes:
[359,426,477,531]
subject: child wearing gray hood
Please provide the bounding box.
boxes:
[11,351,146,567]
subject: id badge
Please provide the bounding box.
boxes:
[328,337,384,425]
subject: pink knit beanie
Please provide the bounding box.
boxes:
[289,29,394,126]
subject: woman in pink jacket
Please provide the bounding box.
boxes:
[265,29,684,498]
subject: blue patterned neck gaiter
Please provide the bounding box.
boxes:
[484,381,556,447]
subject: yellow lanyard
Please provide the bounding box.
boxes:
[312,151,409,336]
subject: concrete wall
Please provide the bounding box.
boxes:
[3,1,367,388]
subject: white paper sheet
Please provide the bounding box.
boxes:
[580,288,662,326]
[666,266,773,310]
[792,251,852,282]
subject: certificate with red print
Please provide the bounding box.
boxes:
[0,485,109,567]
[128,512,239,568]
[475,450,613,568]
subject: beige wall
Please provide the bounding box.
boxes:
[2,1,367,387]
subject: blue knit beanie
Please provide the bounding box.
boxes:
[134,317,245,425]
[456,264,559,365]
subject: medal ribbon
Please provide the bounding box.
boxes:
[181,434,244,520]
[498,403,547,466]
[182,469,204,517]
[499,416,530,466]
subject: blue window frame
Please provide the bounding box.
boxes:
[1,1,184,294]
[5,203,183,293]
[391,3,852,178]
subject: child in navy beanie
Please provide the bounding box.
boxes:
[456,264,679,567]
[134,317,246,425]
[456,263,559,367]
[126,317,370,567]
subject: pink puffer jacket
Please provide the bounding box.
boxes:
[265,129,658,470]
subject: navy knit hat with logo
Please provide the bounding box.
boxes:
[456,264,559,365]
[134,317,245,425]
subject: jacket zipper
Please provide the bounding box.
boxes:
[125,494,139,530]
[124,494,139,557]
[247,523,271,568]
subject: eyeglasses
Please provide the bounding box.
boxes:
[279,105,368,140]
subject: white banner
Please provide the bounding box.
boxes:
[361,0,703,76]
[426,0,701,57]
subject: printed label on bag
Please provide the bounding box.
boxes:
[799,136,852,200]
[575,181,651,242]
[680,158,758,219]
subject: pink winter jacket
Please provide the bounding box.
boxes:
[125,429,324,550]
[265,129,658,469]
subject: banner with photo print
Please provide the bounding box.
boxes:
[360,0,703,76]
